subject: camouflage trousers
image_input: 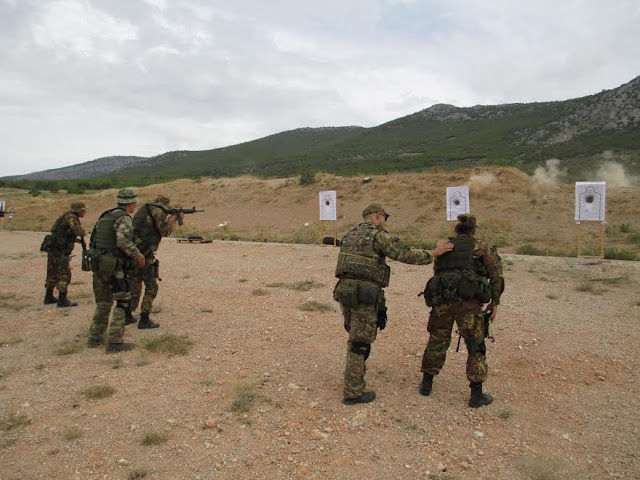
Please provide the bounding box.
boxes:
[88,272,131,345]
[129,257,158,315]
[421,302,488,383]
[341,302,379,399]
[44,252,71,294]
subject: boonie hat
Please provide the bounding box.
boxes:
[70,202,87,213]
[116,188,138,205]
[154,195,171,207]
[362,203,389,218]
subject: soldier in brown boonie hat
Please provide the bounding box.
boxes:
[154,195,171,207]
[71,202,87,213]
[362,203,389,219]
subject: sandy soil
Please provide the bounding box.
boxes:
[0,230,639,480]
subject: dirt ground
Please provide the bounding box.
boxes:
[0,230,639,480]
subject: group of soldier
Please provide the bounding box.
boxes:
[42,188,180,353]
[334,203,504,408]
[42,192,504,408]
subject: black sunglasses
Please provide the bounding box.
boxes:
[379,212,389,220]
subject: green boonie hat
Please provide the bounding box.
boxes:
[362,203,389,218]
[457,214,477,228]
[70,202,87,213]
[116,188,138,205]
[154,195,171,207]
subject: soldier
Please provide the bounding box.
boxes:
[87,188,145,353]
[419,214,504,408]
[43,202,87,307]
[128,195,182,329]
[333,203,453,405]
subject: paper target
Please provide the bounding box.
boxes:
[319,191,337,221]
[575,182,606,222]
[446,186,470,221]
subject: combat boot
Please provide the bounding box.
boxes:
[468,381,494,408]
[138,313,159,329]
[106,342,135,354]
[419,373,433,396]
[87,337,105,348]
[44,288,57,304]
[342,391,376,405]
[125,310,138,325]
[57,292,78,308]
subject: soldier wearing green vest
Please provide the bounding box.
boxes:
[87,188,145,353]
[333,203,453,405]
[128,195,181,329]
[43,202,87,307]
[419,214,504,408]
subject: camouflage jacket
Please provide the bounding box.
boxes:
[133,204,175,256]
[50,211,85,254]
[114,215,142,259]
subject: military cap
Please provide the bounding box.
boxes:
[116,188,138,204]
[362,203,389,218]
[154,195,171,207]
[70,202,87,213]
[457,214,477,229]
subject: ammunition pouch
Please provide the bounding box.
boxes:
[333,282,359,308]
[40,234,54,253]
[335,253,390,288]
[81,249,92,272]
[98,254,119,277]
[424,270,491,307]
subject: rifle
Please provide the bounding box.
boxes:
[160,206,204,226]
[78,236,91,271]
[456,310,494,352]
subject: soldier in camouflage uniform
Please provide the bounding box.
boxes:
[334,203,453,405]
[128,195,181,329]
[43,202,87,307]
[420,214,504,408]
[87,189,145,353]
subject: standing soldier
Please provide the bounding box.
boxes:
[87,188,145,353]
[128,195,181,329]
[333,203,453,405]
[43,202,87,307]
[419,214,504,408]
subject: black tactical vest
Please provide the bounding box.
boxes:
[133,204,163,255]
[335,222,390,287]
[93,208,128,252]
[50,210,79,253]
[434,235,476,274]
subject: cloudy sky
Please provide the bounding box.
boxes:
[1,0,639,176]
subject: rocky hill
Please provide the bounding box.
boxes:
[2,156,148,181]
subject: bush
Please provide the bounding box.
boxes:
[517,244,545,256]
[299,170,316,186]
[604,248,638,261]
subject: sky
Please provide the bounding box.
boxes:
[1,0,639,176]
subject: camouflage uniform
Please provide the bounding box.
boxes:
[44,203,86,304]
[130,196,176,318]
[88,189,142,348]
[421,231,504,384]
[334,205,435,401]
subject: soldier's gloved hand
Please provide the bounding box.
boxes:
[137,254,145,268]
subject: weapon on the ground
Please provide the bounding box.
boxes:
[162,206,204,226]
[456,310,494,352]
[177,235,212,244]
[322,236,341,246]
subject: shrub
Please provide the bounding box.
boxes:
[517,244,545,256]
[231,384,257,413]
[81,385,115,399]
[604,248,638,261]
[299,170,316,186]
[141,431,169,446]
[298,300,335,312]
[140,334,193,356]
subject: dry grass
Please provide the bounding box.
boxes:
[81,385,116,400]
[230,384,258,413]
[62,426,83,441]
[298,300,335,312]
[0,411,31,431]
[140,334,193,356]
[140,431,170,446]
[251,288,269,296]
[0,337,22,347]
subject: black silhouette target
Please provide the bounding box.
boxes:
[575,182,606,221]
[446,186,470,221]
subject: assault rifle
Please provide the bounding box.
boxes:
[159,206,204,226]
[77,236,91,271]
[455,310,494,352]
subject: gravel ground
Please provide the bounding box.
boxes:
[0,231,639,480]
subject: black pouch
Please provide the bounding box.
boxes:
[358,284,380,304]
[40,234,54,252]
[333,282,359,308]
[81,250,92,272]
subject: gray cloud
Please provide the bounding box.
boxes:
[1,0,639,175]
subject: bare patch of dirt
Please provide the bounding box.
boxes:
[0,231,639,479]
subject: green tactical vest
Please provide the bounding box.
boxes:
[335,222,391,287]
[133,204,164,255]
[92,208,128,252]
[49,210,79,254]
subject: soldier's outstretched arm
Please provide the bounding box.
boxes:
[375,231,432,265]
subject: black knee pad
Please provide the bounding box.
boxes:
[466,337,486,356]
[115,299,130,310]
[350,341,371,359]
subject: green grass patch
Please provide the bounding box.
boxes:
[53,337,85,356]
[298,300,335,312]
[238,278,248,283]
[231,384,258,413]
[81,385,115,400]
[140,334,193,356]
[0,411,31,431]
[604,247,638,261]
[140,431,170,446]
[628,233,640,246]
[517,244,546,256]
[251,288,269,296]
[266,282,286,288]
[288,280,323,291]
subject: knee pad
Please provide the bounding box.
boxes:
[350,341,371,359]
[115,299,130,310]
[465,337,486,356]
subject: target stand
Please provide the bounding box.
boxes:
[576,221,606,259]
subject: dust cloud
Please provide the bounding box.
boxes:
[533,158,566,186]
[595,161,632,187]
[469,171,496,194]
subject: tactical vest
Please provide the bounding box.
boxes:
[335,222,391,287]
[49,210,79,253]
[92,208,129,252]
[424,235,490,306]
[133,204,164,255]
